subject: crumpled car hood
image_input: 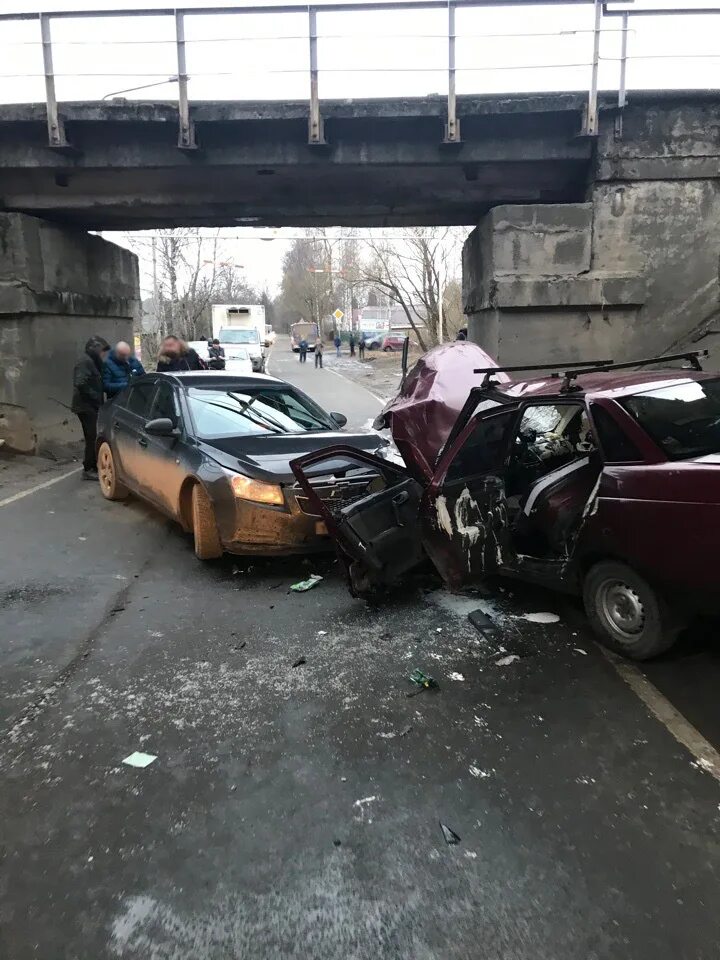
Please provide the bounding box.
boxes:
[374,341,508,480]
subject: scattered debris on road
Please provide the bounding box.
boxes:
[495,654,520,666]
[353,795,379,822]
[291,656,307,668]
[574,647,588,655]
[520,612,560,624]
[408,668,437,691]
[439,821,461,845]
[290,574,323,592]
[122,751,157,769]
[448,672,465,681]
[468,608,500,639]
[377,724,412,739]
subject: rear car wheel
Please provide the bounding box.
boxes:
[191,483,223,560]
[97,442,128,501]
[583,560,682,660]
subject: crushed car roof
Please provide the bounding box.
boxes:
[376,341,508,479]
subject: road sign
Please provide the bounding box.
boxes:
[333,309,344,321]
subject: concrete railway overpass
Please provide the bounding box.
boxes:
[0,90,719,451]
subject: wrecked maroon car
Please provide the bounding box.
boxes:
[292,345,720,661]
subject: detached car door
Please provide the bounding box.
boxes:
[291,398,519,594]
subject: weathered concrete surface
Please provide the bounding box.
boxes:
[463,184,720,366]
[3,91,716,229]
[0,212,139,452]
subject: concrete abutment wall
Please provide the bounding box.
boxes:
[0,213,139,454]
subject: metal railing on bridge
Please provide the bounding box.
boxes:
[0,1,717,149]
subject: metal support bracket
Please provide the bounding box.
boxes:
[308,7,326,145]
[443,1,461,143]
[40,14,69,149]
[175,11,197,150]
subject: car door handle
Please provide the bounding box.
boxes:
[113,420,122,430]
[137,437,148,448]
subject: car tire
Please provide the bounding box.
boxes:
[383,346,392,352]
[191,483,223,560]
[583,560,683,660]
[97,441,128,501]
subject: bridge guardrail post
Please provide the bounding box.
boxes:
[581,0,601,137]
[444,0,461,143]
[175,11,197,150]
[308,6,326,145]
[39,13,68,149]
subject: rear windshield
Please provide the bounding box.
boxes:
[621,378,720,460]
[218,328,259,344]
[187,386,335,438]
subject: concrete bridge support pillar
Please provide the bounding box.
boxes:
[463,181,720,369]
[0,213,139,454]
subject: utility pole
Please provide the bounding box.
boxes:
[151,236,160,337]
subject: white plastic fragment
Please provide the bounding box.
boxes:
[520,612,560,624]
[573,647,588,655]
[448,672,465,681]
[495,655,520,666]
[122,751,157,768]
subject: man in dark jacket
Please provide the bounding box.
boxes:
[103,340,145,398]
[71,336,110,479]
[156,335,205,372]
[207,338,226,370]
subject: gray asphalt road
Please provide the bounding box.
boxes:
[2,355,720,960]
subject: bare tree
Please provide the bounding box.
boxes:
[361,228,466,351]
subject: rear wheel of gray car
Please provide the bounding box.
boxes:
[191,483,223,560]
[583,560,682,660]
[97,442,128,501]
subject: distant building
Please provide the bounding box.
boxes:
[356,304,426,333]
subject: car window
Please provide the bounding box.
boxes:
[505,402,595,495]
[187,386,335,438]
[621,378,720,460]
[591,404,642,462]
[150,382,179,425]
[125,382,156,419]
[445,409,516,483]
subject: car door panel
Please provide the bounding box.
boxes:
[141,382,187,519]
[111,380,158,489]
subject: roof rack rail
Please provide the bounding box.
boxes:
[474,359,613,389]
[559,349,709,393]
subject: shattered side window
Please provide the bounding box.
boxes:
[445,410,515,483]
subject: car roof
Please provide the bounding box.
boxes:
[502,369,717,402]
[155,371,281,389]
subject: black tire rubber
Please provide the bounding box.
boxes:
[583,560,683,660]
[97,441,129,501]
[191,483,223,560]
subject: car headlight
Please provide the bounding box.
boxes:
[230,474,285,506]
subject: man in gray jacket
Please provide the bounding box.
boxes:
[71,336,110,479]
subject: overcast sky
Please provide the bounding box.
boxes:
[2,0,718,292]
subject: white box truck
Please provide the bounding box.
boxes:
[211,304,266,373]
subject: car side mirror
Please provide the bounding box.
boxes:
[145,417,179,437]
[330,412,347,428]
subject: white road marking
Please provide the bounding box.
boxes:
[0,466,82,508]
[600,646,720,784]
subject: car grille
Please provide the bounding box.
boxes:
[294,471,380,520]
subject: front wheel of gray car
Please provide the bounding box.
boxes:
[583,560,683,660]
[191,483,223,560]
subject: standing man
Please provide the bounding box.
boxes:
[103,340,145,398]
[349,333,356,357]
[334,333,341,358]
[207,338,226,370]
[358,334,366,360]
[314,337,324,369]
[299,337,308,363]
[71,335,110,480]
